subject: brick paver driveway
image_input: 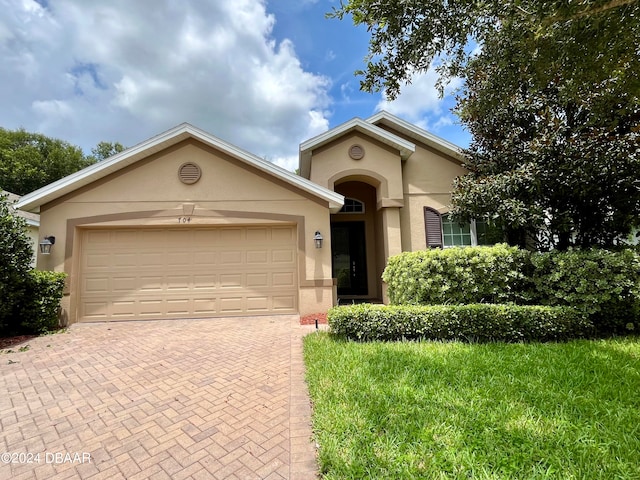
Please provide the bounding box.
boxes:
[0,316,318,479]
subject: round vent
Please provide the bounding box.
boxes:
[178,162,201,184]
[348,144,365,160]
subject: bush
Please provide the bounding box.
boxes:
[0,193,34,334]
[328,304,592,343]
[531,249,640,334]
[382,244,533,305]
[19,271,66,334]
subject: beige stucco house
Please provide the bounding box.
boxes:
[15,112,484,325]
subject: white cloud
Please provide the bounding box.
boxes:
[0,0,332,171]
[375,66,462,119]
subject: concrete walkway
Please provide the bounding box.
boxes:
[0,316,319,479]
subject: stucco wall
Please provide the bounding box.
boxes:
[308,133,404,205]
[399,139,467,251]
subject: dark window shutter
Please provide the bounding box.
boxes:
[424,207,443,248]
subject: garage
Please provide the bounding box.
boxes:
[78,225,298,321]
[15,123,343,323]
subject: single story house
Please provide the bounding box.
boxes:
[16,112,488,324]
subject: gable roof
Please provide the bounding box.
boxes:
[366,111,464,162]
[298,117,416,178]
[15,123,344,213]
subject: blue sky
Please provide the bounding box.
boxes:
[0,0,469,171]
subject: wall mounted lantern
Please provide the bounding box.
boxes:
[39,236,56,255]
[314,231,323,249]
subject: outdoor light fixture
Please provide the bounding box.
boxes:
[39,236,56,255]
[314,231,323,249]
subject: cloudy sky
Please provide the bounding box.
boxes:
[1,0,470,171]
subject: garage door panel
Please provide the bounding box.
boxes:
[247,250,268,264]
[137,252,164,267]
[86,231,111,244]
[219,297,243,313]
[220,229,243,244]
[113,277,136,291]
[78,226,297,321]
[220,251,243,265]
[167,252,192,267]
[193,274,217,289]
[246,273,268,287]
[272,226,295,241]
[195,251,218,266]
[272,250,295,264]
[246,227,268,242]
[112,300,138,317]
[193,298,216,314]
[272,272,295,287]
[219,273,243,288]
[85,278,109,294]
[86,253,111,268]
[166,275,191,290]
[246,296,269,311]
[83,301,109,320]
[272,295,296,311]
[140,277,163,291]
[167,299,190,315]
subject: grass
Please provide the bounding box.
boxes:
[303,333,640,479]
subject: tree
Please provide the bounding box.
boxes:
[0,128,95,195]
[330,0,639,99]
[452,76,639,249]
[331,0,640,249]
[89,141,126,161]
[0,193,34,333]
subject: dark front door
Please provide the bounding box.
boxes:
[331,221,368,296]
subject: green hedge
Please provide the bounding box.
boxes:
[20,271,67,334]
[382,244,533,305]
[382,245,640,334]
[0,270,66,336]
[531,249,640,334]
[328,304,592,342]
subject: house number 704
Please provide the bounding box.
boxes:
[178,217,192,223]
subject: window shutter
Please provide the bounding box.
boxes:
[424,207,443,248]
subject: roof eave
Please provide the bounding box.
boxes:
[367,111,464,162]
[15,123,343,212]
[299,117,416,163]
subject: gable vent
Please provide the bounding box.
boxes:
[348,144,365,160]
[178,162,201,184]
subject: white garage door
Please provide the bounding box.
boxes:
[78,226,298,321]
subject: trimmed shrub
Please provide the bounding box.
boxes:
[328,304,592,343]
[19,271,66,334]
[531,249,640,334]
[382,244,533,305]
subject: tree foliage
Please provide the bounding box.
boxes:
[332,0,640,249]
[330,0,639,99]
[89,141,126,162]
[0,128,96,195]
[0,193,34,332]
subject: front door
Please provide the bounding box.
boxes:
[331,222,368,296]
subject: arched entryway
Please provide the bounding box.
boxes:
[331,180,383,302]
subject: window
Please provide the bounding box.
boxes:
[424,207,502,248]
[339,197,365,214]
[442,217,472,246]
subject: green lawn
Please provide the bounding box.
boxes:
[303,333,640,479]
